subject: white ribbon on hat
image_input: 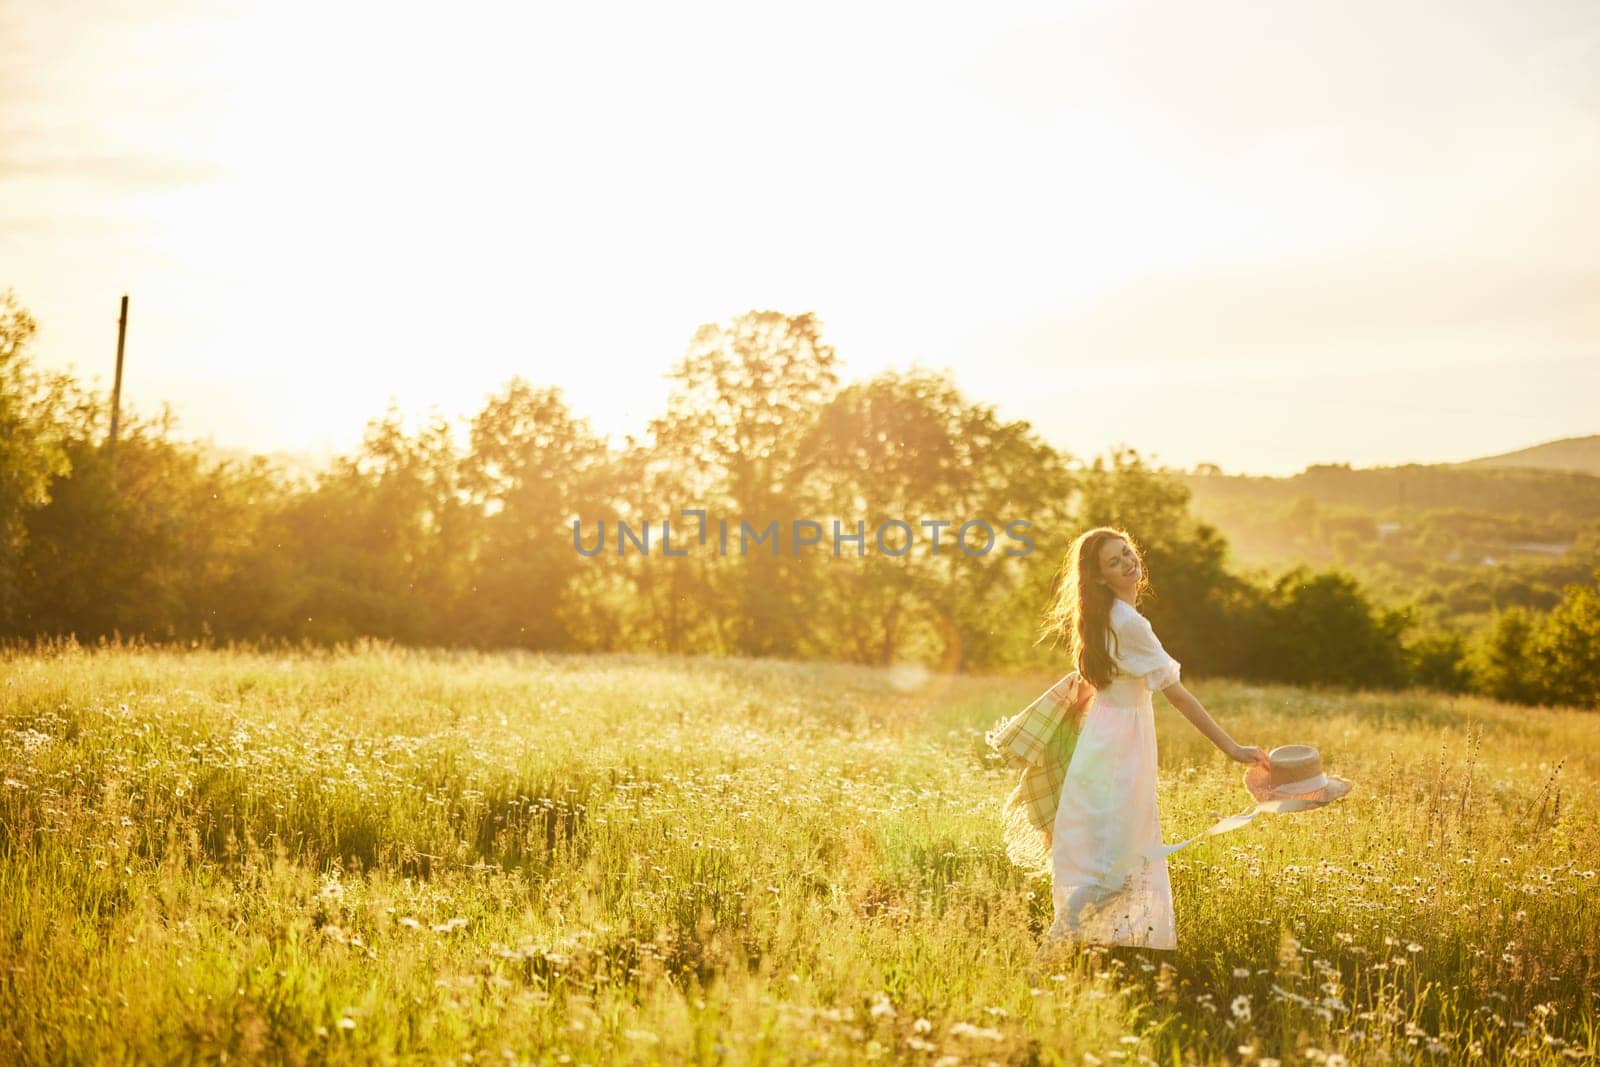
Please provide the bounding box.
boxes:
[1064,796,1335,930]
[1120,796,1329,868]
[1273,773,1329,794]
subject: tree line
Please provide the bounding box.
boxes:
[2,292,1596,708]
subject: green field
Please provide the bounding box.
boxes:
[2,643,1596,1065]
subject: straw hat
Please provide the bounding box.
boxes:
[1123,743,1354,869]
[1242,744,1353,807]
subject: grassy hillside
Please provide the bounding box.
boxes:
[2,644,1596,1064]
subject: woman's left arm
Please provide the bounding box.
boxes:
[1159,681,1271,769]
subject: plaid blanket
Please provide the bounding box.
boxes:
[986,671,1093,874]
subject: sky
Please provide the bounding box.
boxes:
[3,0,1597,477]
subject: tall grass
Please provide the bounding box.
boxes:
[1,639,1595,1064]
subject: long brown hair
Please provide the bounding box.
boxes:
[1035,526,1153,688]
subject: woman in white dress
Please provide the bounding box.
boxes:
[1037,527,1271,951]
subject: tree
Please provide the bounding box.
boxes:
[18,383,282,642]
[557,438,713,655]
[1405,629,1473,693]
[795,367,1074,668]
[647,310,841,657]
[267,407,469,644]
[0,291,69,629]
[1471,607,1543,704]
[1251,567,1409,688]
[1532,570,1600,709]
[461,379,610,649]
[1285,495,1320,547]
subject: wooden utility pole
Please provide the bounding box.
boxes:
[109,294,128,453]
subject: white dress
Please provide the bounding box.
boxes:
[1047,597,1182,950]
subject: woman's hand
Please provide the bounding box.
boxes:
[1229,744,1272,771]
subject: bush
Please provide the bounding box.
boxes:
[1405,629,1473,693]
[1532,571,1600,709]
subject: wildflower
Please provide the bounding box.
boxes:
[1269,984,1311,1007]
[1233,967,1251,978]
[869,993,894,1018]
[1327,1056,1348,1067]
[949,1022,1004,1041]
[1407,942,1422,953]
[913,1018,933,1034]
[337,1017,356,1032]
[399,917,421,930]
[1231,995,1251,1022]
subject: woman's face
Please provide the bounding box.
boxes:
[1097,538,1141,588]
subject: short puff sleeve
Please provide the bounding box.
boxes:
[1112,612,1183,691]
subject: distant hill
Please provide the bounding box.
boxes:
[1171,435,1600,610]
[1447,434,1600,477]
[1180,459,1600,519]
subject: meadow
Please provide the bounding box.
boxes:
[1,641,1596,1065]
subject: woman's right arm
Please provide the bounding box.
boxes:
[1159,682,1270,769]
